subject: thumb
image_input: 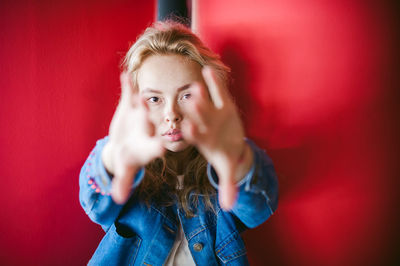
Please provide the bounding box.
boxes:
[147,137,166,159]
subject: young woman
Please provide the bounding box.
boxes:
[79,21,278,265]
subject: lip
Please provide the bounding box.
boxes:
[162,129,183,141]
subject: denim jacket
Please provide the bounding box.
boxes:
[79,137,278,266]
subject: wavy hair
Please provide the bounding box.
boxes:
[121,21,230,216]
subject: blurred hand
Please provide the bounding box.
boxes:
[182,67,253,210]
[102,72,165,204]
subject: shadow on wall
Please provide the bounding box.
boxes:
[206,2,399,261]
[217,34,313,266]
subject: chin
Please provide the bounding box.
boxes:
[164,140,190,152]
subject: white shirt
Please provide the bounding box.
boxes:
[164,175,196,266]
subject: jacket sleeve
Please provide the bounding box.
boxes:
[207,138,279,228]
[79,136,145,231]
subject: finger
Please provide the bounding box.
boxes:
[190,82,210,104]
[139,96,149,110]
[181,120,200,144]
[202,66,228,109]
[111,162,136,204]
[183,102,208,134]
[138,98,156,137]
[182,84,210,134]
[119,72,132,106]
[218,163,238,210]
[120,71,138,107]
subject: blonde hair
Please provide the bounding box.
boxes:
[121,21,230,216]
[122,21,230,89]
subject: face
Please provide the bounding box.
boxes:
[137,54,204,152]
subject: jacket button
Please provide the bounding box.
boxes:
[193,243,203,252]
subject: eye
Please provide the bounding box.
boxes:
[181,93,192,100]
[147,96,160,103]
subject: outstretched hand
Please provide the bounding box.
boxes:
[182,67,253,210]
[102,72,165,204]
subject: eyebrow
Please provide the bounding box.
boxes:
[141,84,191,94]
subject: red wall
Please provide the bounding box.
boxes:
[0,0,398,265]
[196,1,399,265]
[0,1,155,264]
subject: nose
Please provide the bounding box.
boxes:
[165,102,182,123]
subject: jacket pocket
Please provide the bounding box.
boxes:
[89,222,142,266]
[215,231,247,264]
